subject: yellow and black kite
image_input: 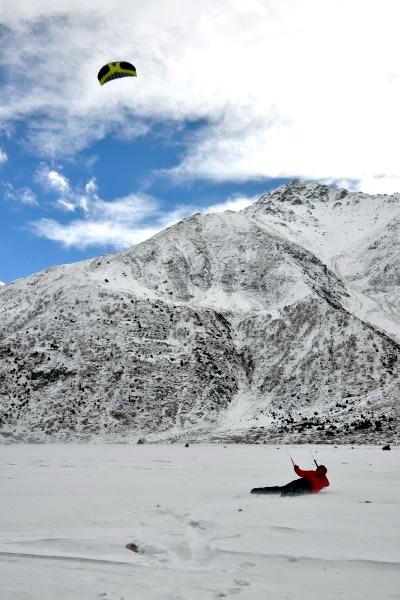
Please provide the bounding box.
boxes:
[98,61,137,86]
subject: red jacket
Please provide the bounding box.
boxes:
[294,466,330,493]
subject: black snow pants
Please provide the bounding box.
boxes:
[251,477,312,497]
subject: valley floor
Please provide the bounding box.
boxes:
[0,444,399,599]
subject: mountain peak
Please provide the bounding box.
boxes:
[255,180,350,208]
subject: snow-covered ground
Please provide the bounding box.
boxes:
[1,444,399,600]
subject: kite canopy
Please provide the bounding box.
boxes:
[98,61,137,85]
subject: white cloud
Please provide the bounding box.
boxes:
[2,0,400,191]
[3,183,38,206]
[36,166,96,212]
[33,218,160,249]
[34,168,165,242]
[20,188,38,206]
[324,175,400,195]
[85,178,97,195]
[56,199,76,212]
[31,166,162,248]
[31,184,256,249]
[0,149,7,163]
[47,170,69,193]
[355,176,400,196]
[0,281,5,286]
[79,197,90,212]
[36,166,70,193]
[205,194,257,213]
[91,194,158,222]
[31,190,161,248]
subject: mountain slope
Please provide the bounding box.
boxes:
[248,180,400,343]
[0,182,399,443]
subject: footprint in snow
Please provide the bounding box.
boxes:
[269,526,297,533]
[189,519,212,531]
[239,561,255,569]
[234,579,250,587]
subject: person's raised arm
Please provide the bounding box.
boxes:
[294,465,314,478]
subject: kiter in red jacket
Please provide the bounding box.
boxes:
[251,464,330,497]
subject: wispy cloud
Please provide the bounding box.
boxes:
[56,199,76,212]
[31,177,257,249]
[32,218,161,249]
[85,178,97,195]
[31,172,164,249]
[31,192,166,249]
[35,165,92,213]
[205,194,257,214]
[0,149,7,163]
[3,183,38,206]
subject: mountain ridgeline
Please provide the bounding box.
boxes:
[1,181,399,443]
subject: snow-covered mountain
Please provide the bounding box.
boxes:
[1,181,399,443]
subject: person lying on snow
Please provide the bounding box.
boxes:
[251,464,330,497]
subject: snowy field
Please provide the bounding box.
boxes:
[1,444,399,600]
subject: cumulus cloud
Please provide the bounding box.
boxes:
[36,166,70,194]
[47,170,69,193]
[1,0,399,192]
[0,281,5,286]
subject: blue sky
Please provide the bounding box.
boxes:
[1,1,399,283]
[0,118,288,281]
